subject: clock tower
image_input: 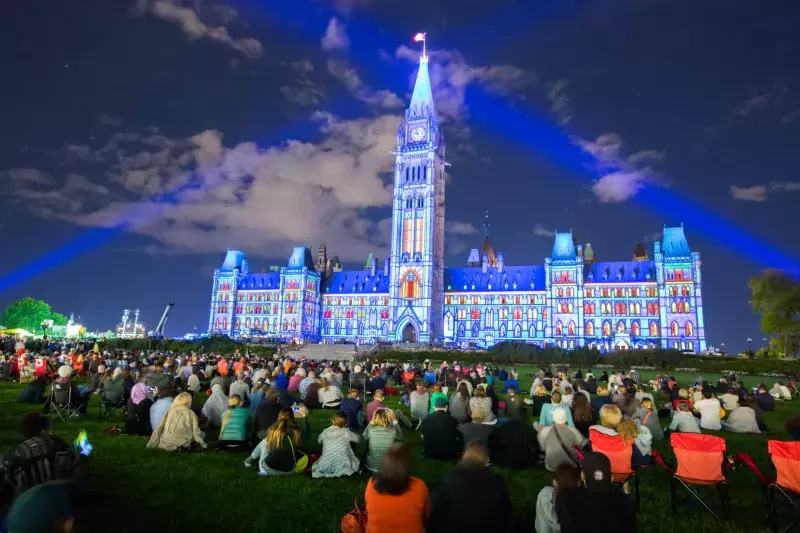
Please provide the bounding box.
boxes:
[389,48,446,344]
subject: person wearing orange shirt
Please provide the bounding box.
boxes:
[217,358,229,377]
[364,443,429,533]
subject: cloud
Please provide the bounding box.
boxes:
[5,114,406,262]
[642,231,661,244]
[730,185,767,202]
[730,84,786,120]
[280,60,326,106]
[533,224,555,238]
[574,133,666,203]
[446,221,479,236]
[135,0,263,58]
[396,45,536,128]
[771,181,800,192]
[547,78,571,125]
[321,17,350,51]
[326,59,403,109]
[331,0,374,14]
[782,110,800,124]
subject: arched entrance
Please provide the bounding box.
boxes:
[402,323,417,343]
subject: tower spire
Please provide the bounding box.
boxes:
[409,33,435,119]
[483,211,490,236]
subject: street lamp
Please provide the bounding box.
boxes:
[40,319,54,338]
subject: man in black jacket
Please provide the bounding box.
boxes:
[488,418,537,469]
[429,442,513,532]
[422,397,462,460]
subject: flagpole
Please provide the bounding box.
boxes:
[422,33,427,59]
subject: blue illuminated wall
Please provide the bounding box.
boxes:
[208,55,707,352]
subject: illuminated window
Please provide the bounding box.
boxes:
[671,321,679,336]
[590,303,596,314]
[401,272,419,299]
[650,321,658,336]
[222,318,228,329]
[414,218,424,254]
[631,321,640,336]
[402,218,413,254]
[685,321,693,336]
[514,324,521,337]
[555,321,563,335]
[685,301,691,313]
[568,321,575,335]
[513,308,522,320]
[617,321,625,333]
[444,311,454,337]
[471,308,481,320]
[585,321,594,336]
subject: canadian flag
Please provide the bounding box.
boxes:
[413,32,426,42]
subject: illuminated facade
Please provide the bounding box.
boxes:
[208,51,707,352]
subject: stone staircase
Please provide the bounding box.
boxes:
[292,343,358,362]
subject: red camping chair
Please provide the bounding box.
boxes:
[653,433,731,521]
[586,428,644,510]
[736,440,800,532]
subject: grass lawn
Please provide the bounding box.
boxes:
[1,368,796,533]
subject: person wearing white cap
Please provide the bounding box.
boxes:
[536,407,586,472]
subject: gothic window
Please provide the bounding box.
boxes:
[254,319,260,329]
[358,322,365,336]
[346,322,352,335]
[471,308,481,320]
[557,288,563,297]
[414,218,424,254]
[685,301,691,313]
[568,321,575,335]
[444,311,454,338]
[458,323,465,339]
[632,321,640,336]
[234,318,241,329]
[616,288,623,297]
[401,272,420,299]
[529,324,536,337]
[671,321,679,336]
[282,319,288,330]
[417,198,424,208]
[380,309,389,320]
[499,307,508,320]
[472,296,479,305]
[291,319,297,331]
[335,322,341,335]
[513,308,522,320]
[671,302,677,313]
[568,303,574,313]
[486,309,494,328]
[584,303,590,314]
[590,303,596,314]
[602,321,611,336]
[500,324,507,337]
[566,288,572,297]
[263,320,269,331]
[471,323,479,337]
[514,324,521,337]
[585,321,594,336]
[617,321,625,333]
[382,323,388,336]
[650,321,659,337]
[620,303,627,314]
[215,319,220,329]
[685,321,694,336]
[635,302,641,314]
[528,308,535,321]
[222,318,228,329]
[555,321,563,335]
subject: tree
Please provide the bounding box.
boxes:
[749,270,800,357]
[1,298,53,333]
[51,313,69,326]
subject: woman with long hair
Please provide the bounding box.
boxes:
[364,444,430,533]
[202,384,229,428]
[449,382,471,422]
[570,393,593,438]
[469,386,495,423]
[531,384,551,416]
[146,393,206,451]
[591,405,652,467]
[124,383,153,436]
[363,409,404,473]
[318,378,343,409]
[311,411,360,478]
[218,394,252,452]
[535,463,582,533]
[246,405,310,475]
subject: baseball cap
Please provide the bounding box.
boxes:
[434,397,449,409]
[581,452,613,493]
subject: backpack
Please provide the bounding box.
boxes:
[340,497,367,533]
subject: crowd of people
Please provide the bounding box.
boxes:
[0,342,799,532]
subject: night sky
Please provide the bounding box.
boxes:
[1,0,798,350]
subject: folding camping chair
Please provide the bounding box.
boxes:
[99,396,127,421]
[586,428,644,510]
[737,440,800,532]
[653,433,731,521]
[48,386,80,423]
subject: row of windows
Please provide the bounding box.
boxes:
[404,198,425,209]
[449,307,546,324]
[322,321,386,336]
[584,287,659,298]
[666,270,691,281]
[404,164,427,184]
[322,308,390,320]
[325,296,391,306]
[446,295,546,306]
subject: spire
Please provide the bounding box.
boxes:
[483,211,490,236]
[479,211,497,267]
[408,47,435,119]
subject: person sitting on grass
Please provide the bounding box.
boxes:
[421,397,462,461]
[124,383,153,436]
[218,394,252,452]
[531,385,552,417]
[364,443,430,533]
[428,383,449,414]
[590,405,653,467]
[755,384,776,412]
[49,365,90,416]
[287,367,304,393]
[248,378,267,414]
[448,382,471,423]
[202,384,229,428]
[430,441,512,532]
[410,381,430,429]
[469,386,495,424]
[536,391,574,431]
[228,372,251,406]
[633,398,663,440]
[318,378,343,409]
[457,408,496,448]
[556,452,637,533]
[366,389,413,428]
[538,407,585,472]
[246,405,310,475]
[535,462,582,533]
[721,398,761,434]
[311,411,360,478]
[693,388,722,431]
[488,404,538,469]
[3,480,76,533]
[0,413,83,501]
[589,385,612,420]
[570,393,594,438]
[340,388,365,432]
[363,408,404,473]
[667,401,701,434]
[147,392,206,452]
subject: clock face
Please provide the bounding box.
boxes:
[410,127,426,142]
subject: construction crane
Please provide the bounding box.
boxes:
[153,303,174,338]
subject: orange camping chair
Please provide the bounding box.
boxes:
[736,440,800,532]
[654,433,731,521]
[588,428,642,510]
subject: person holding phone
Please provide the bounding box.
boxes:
[246,405,309,475]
